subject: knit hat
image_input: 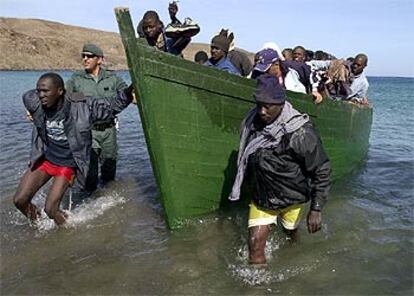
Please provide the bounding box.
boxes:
[211,35,230,53]
[253,48,279,72]
[82,43,104,57]
[254,74,286,104]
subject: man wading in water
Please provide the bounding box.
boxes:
[229,74,331,265]
[13,73,134,226]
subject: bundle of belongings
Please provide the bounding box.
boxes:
[165,17,200,38]
[324,59,352,100]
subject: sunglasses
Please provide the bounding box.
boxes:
[81,54,97,59]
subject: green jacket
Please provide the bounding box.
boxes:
[66,68,127,103]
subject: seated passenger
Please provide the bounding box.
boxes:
[292,46,307,62]
[204,34,241,75]
[314,50,329,61]
[347,53,369,104]
[194,50,208,64]
[306,50,315,62]
[282,48,293,61]
[139,10,192,56]
[252,48,326,103]
[252,48,311,93]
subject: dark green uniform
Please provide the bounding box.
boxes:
[66,68,127,193]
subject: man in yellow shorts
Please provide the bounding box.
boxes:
[228,74,331,265]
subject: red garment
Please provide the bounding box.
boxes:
[34,159,75,184]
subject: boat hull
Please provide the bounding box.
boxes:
[115,8,373,228]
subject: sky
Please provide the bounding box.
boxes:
[1,0,413,77]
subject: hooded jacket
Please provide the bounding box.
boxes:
[23,88,132,189]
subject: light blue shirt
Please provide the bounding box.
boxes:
[348,73,369,101]
[205,57,241,75]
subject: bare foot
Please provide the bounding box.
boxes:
[26,203,41,221]
[54,210,68,225]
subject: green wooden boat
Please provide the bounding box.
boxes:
[115,8,373,229]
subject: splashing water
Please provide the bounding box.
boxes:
[228,235,285,285]
[64,191,126,227]
[20,191,128,236]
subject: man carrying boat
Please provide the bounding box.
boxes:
[229,74,331,265]
[13,73,134,226]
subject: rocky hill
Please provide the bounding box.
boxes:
[0,17,231,71]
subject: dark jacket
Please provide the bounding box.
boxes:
[65,68,127,124]
[246,121,331,211]
[23,88,132,189]
[227,50,253,77]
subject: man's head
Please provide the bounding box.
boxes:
[254,74,286,124]
[81,43,103,74]
[210,35,230,62]
[194,50,208,64]
[314,50,328,60]
[282,48,293,61]
[143,10,163,40]
[293,46,306,62]
[36,73,65,109]
[253,48,281,77]
[168,1,178,16]
[351,53,368,75]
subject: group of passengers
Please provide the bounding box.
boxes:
[138,2,369,105]
[11,1,364,233]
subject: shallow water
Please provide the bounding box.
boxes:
[0,72,413,295]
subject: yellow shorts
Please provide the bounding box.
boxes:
[248,202,305,230]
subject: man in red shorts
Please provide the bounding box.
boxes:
[13,72,133,226]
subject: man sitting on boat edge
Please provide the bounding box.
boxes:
[139,3,199,57]
[228,74,331,265]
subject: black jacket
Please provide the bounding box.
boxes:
[246,121,331,211]
[23,88,132,189]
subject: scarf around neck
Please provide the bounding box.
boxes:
[228,101,309,201]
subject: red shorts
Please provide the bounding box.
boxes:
[34,159,76,184]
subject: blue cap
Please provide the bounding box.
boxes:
[254,48,279,72]
[254,74,286,104]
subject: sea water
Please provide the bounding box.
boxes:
[0,71,413,295]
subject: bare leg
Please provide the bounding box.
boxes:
[283,227,300,243]
[44,176,71,225]
[248,225,272,265]
[13,168,51,221]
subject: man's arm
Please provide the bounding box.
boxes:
[89,85,134,123]
[291,124,331,233]
[115,76,128,91]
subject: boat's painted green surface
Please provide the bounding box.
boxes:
[115,8,373,229]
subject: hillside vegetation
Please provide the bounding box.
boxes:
[0,17,216,70]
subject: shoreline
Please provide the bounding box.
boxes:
[0,70,411,79]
